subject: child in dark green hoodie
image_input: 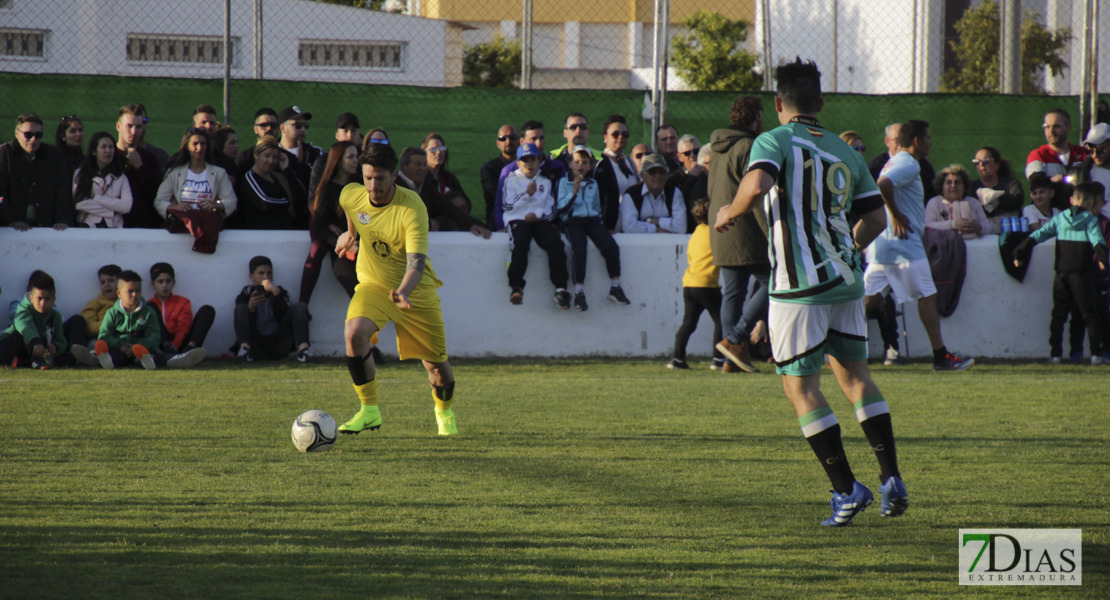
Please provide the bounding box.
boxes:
[0,270,75,369]
[1014,182,1109,364]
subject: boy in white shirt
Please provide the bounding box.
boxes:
[501,143,571,308]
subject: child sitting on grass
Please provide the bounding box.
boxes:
[667,198,725,370]
[77,270,203,369]
[79,264,122,341]
[149,262,212,366]
[1,271,78,369]
[232,255,314,363]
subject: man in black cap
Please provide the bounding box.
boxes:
[308,112,363,209]
[277,105,323,190]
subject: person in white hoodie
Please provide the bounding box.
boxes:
[501,143,570,308]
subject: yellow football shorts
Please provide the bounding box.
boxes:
[347,282,448,363]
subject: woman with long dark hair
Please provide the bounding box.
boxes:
[72,131,132,228]
[56,115,84,177]
[209,126,240,185]
[154,128,237,222]
[422,132,468,201]
[299,141,360,303]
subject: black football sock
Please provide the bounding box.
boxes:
[853,394,899,484]
[799,407,855,494]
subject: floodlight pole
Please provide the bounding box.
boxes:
[999,0,1021,94]
[223,0,232,125]
[650,0,669,150]
[521,0,533,90]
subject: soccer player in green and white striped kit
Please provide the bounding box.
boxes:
[715,58,909,526]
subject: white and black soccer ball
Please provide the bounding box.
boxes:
[291,410,337,452]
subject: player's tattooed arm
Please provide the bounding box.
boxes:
[406,253,426,275]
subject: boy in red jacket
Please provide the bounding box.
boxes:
[149,262,213,366]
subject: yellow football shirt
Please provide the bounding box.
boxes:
[340,182,443,301]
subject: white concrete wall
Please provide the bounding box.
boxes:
[0,229,1062,360]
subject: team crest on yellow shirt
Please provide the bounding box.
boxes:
[357,211,370,225]
[371,240,390,257]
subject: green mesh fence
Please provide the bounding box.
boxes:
[0,71,1077,220]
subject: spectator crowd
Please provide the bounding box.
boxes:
[2,99,1109,368]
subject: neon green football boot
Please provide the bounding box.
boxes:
[434,407,458,436]
[338,406,382,435]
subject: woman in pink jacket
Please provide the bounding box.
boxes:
[72,131,132,228]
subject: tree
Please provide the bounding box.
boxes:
[670,11,762,92]
[463,36,522,89]
[311,0,389,10]
[940,0,1071,94]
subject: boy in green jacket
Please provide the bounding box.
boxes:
[86,270,162,370]
[0,271,75,369]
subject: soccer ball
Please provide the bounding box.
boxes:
[291,410,337,452]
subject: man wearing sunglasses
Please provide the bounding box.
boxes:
[235,107,280,175]
[480,124,520,228]
[0,113,72,231]
[277,106,323,192]
[594,114,639,232]
[1026,109,1087,194]
[1069,122,1110,219]
[551,113,602,171]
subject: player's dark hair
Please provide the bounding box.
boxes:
[359,142,399,172]
[150,262,175,281]
[249,256,273,274]
[775,57,822,114]
[193,104,217,117]
[897,119,930,149]
[98,264,123,278]
[118,270,142,284]
[28,270,55,295]
[730,95,763,128]
[521,120,544,134]
[1073,182,1106,208]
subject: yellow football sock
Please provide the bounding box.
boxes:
[434,396,453,412]
[355,379,378,406]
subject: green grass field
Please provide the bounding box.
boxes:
[1,358,1107,599]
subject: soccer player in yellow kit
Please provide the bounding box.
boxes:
[335,143,458,436]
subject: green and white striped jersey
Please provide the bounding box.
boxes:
[747,116,883,305]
